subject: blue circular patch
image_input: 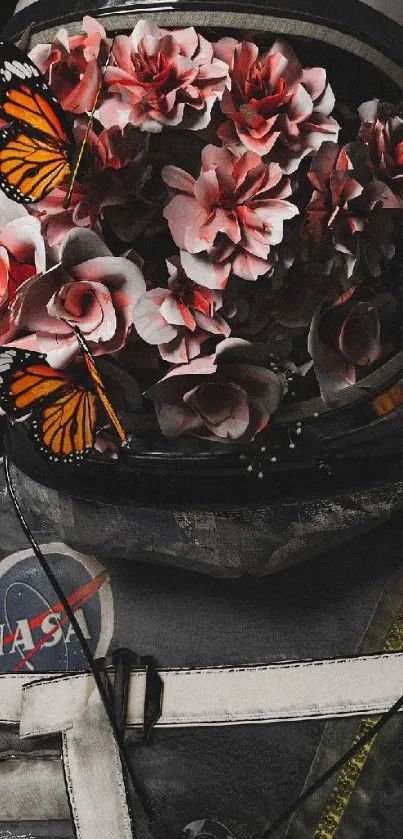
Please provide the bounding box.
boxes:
[0,544,114,673]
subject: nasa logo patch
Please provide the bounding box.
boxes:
[0,542,114,673]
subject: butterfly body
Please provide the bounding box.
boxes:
[0,41,76,203]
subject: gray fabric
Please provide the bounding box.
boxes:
[12,462,403,578]
[0,825,73,838]
[104,530,399,667]
[1,464,403,837]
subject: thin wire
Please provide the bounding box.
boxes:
[3,452,167,839]
[63,36,116,209]
[254,687,403,838]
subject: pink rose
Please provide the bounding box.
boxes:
[145,338,285,442]
[308,292,395,401]
[29,16,112,114]
[0,195,46,343]
[97,20,229,133]
[162,144,298,287]
[133,255,230,364]
[214,38,339,172]
[13,228,145,367]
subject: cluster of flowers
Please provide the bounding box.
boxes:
[1,16,403,443]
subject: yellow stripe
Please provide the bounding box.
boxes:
[312,608,403,838]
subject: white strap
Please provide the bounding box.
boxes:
[20,677,134,839]
[1,651,402,730]
[0,653,401,829]
[61,687,133,839]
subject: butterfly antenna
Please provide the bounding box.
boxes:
[63,36,116,210]
[2,451,164,838]
[72,324,130,449]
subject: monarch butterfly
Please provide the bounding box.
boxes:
[0,329,130,465]
[0,40,77,204]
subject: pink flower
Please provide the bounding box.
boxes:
[12,228,145,367]
[271,254,345,329]
[358,99,403,196]
[305,141,401,278]
[97,20,229,133]
[308,292,393,401]
[29,16,112,114]
[162,144,298,286]
[214,38,339,172]
[133,255,230,364]
[145,338,285,442]
[0,195,46,343]
[34,123,151,248]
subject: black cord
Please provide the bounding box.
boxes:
[254,679,403,838]
[3,452,169,839]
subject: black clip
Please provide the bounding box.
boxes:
[102,648,163,741]
[142,655,164,742]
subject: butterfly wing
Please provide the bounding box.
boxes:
[0,41,75,202]
[0,347,97,464]
[0,347,71,416]
[0,121,72,203]
[31,386,97,465]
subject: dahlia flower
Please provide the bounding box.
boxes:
[214,38,339,172]
[162,144,298,286]
[133,255,230,364]
[34,123,151,249]
[305,141,401,278]
[98,20,229,133]
[358,98,403,196]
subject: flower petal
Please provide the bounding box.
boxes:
[180,250,231,289]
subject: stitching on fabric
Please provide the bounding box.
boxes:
[62,730,82,839]
[24,702,399,736]
[7,656,403,731]
[154,705,398,724]
[22,672,93,693]
[156,654,403,678]
[1,651,400,692]
[109,718,134,838]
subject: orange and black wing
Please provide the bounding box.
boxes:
[0,347,97,465]
[0,347,72,417]
[0,121,72,203]
[0,41,75,202]
[31,386,97,465]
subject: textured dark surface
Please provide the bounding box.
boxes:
[2,468,403,838]
[8,452,403,577]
